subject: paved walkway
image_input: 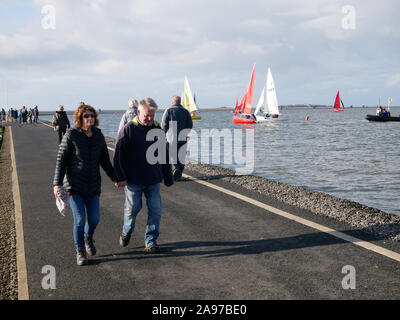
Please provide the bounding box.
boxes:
[8,121,400,299]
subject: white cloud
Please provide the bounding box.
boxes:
[1,0,400,108]
[387,74,400,88]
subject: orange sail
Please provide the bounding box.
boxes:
[242,64,256,115]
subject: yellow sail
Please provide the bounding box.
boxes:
[182,76,198,113]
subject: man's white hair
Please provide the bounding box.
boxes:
[138,98,158,111]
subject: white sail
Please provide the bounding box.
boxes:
[265,68,279,115]
[254,86,265,115]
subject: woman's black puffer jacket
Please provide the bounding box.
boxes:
[53,127,115,197]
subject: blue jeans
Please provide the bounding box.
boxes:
[123,183,162,248]
[69,194,100,251]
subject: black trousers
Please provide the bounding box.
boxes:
[58,128,66,144]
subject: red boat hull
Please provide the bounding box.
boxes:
[333,109,343,112]
[233,116,256,124]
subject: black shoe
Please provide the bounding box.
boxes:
[173,169,182,181]
[144,244,161,254]
[119,233,131,247]
[84,236,96,256]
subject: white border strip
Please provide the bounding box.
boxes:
[181,173,400,263]
[9,127,29,300]
[59,126,400,263]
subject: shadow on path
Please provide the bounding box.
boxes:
[91,224,399,265]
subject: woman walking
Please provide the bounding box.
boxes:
[53,102,115,266]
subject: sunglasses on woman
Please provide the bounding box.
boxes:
[83,114,95,118]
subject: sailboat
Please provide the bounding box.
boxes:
[333,91,344,112]
[182,76,202,120]
[254,67,280,121]
[233,64,257,124]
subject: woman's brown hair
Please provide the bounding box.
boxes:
[73,102,99,128]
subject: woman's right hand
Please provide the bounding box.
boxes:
[115,181,127,188]
[53,185,62,196]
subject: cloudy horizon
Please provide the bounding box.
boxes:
[0,0,399,111]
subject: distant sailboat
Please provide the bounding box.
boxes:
[254,67,280,121]
[233,64,257,124]
[182,76,201,120]
[333,91,344,112]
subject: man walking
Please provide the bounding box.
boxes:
[33,105,39,123]
[161,95,193,180]
[114,98,173,253]
[52,105,71,144]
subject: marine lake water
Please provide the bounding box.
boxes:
[40,107,400,216]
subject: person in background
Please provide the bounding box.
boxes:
[28,108,33,123]
[161,95,193,181]
[7,108,13,122]
[0,108,5,123]
[114,98,173,253]
[53,102,115,266]
[53,105,71,144]
[21,106,27,124]
[118,98,139,135]
[33,106,39,123]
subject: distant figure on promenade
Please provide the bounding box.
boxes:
[33,106,39,123]
[52,105,71,144]
[53,102,115,266]
[18,109,22,124]
[13,109,18,122]
[161,95,193,181]
[21,106,27,124]
[118,98,139,135]
[0,108,5,122]
[114,98,173,253]
[28,108,33,123]
[7,108,13,122]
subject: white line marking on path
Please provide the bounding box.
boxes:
[181,173,400,263]
[9,127,30,300]
[51,126,400,263]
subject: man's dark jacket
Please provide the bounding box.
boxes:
[53,127,115,196]
[53,111,71,131]
[114,117,173,187]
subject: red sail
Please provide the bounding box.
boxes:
[334,91,341,109]
[242,64,256,115]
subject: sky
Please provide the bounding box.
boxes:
[0,0,399,110]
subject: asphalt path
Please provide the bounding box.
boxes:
[10,121,400,300]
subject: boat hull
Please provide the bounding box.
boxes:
[255,114,279,122]
[333,109,344,112]
[233,116,256,124]
[366,114,400,122]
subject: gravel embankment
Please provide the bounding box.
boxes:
[0,126,18,300]
[105,135,400,242]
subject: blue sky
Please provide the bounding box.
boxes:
[0,0,399,110]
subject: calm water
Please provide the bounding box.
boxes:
[40,107,400,216]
